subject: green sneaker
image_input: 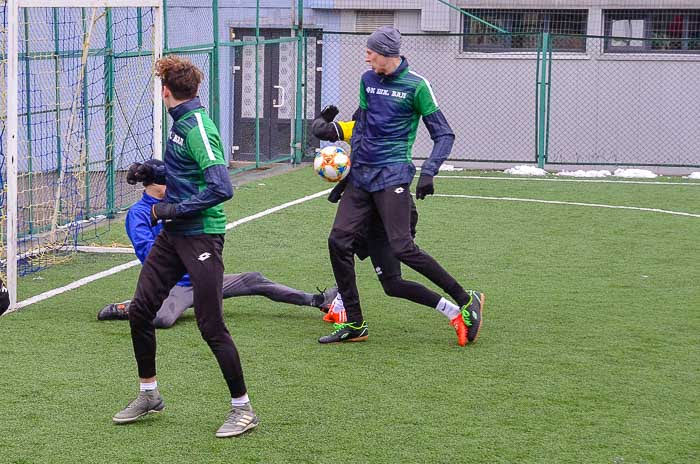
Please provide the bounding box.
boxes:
[112,389,165,424]
[318,321,368,344]
[215,403,259,438]
[461,291,484,344]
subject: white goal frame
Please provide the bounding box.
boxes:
[4,0,163,313]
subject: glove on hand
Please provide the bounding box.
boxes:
[328,177,348,203]
[415,174,435,200]
[126,162,142,185]
[135,162,156,184]
[150,202,177,226]
[320,105,339,123]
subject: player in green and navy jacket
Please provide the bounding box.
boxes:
[321,27,484,346]
[312,106,478,346]
[114,55,259,438]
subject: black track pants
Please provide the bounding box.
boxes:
[128,231,247,398]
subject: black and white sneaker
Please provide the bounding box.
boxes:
[318,321,368,344]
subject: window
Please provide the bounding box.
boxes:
[604,10,700,53]
[462,9,588,52]
[356,11,394,33]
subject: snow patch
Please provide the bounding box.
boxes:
[504,165,548,176]
[438,164,463,172]
[685,172,700,179]
[556,169,612,178]
[612,168,657,178]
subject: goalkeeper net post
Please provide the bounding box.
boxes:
[2,0,163,313]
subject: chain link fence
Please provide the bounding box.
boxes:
[3,2,700,286]
[547,34,700,167]
[306,31,700,168]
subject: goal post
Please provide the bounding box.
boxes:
[1,0,163,313]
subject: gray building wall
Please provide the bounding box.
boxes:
[308,1,700,165]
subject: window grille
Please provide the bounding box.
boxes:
[604,9,700,53]
[462,9,588,52]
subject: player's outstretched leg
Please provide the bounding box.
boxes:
[112,388,165,424]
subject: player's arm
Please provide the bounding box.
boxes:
[413,80,455,199]
[126,207,159,263]
[420,110,454,176]
[152,119,233,223]
[311,105,357,144]
[169,164,232,217]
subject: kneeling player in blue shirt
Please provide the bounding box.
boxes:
[97,159,336,328]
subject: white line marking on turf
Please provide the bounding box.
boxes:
[6,188,333,315]
[13,259,142,311]
[225,188,331,230]
[432,175,700,186]
[433,193,700,218]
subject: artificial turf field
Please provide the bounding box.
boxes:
[1,167,698,463]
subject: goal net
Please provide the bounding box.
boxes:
[1,0,163,309]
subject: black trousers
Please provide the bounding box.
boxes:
[365,201,442,308]
[128,230,247,398]
[328,182,469,323]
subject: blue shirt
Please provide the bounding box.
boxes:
[125,191,191,287]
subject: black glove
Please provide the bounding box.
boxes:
[320,105,339,123]
[328,177,348,203]
[126,162,142,185]
[150,202,177,226]
[135,162,156,184]
[0,279,9,316]
[415,174,435,200]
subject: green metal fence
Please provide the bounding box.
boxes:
[304,30,700,168]
[3,2,700,280]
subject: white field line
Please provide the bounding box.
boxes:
[225,188,331,230]
[5,188,332,315]
[432,193,700,218]
[13,259,142,311]
[432,175,700,186]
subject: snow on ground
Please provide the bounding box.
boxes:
[612,168,658,178]
[438,164,463,172]
[686,172,700,179]
[504,165,548,176]
[556,170,612,178]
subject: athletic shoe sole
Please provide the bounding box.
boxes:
[325,335,368,344]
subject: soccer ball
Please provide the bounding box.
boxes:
[313,146,351,183]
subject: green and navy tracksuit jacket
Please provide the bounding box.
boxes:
[350,57,455,192]
[163,97,233,235]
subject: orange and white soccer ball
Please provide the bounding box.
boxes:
[313,146,351,183]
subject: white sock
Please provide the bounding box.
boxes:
[231,393,250,407]
[140,381,157,392]
[331,294,345,314]
[435,297,461,320]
